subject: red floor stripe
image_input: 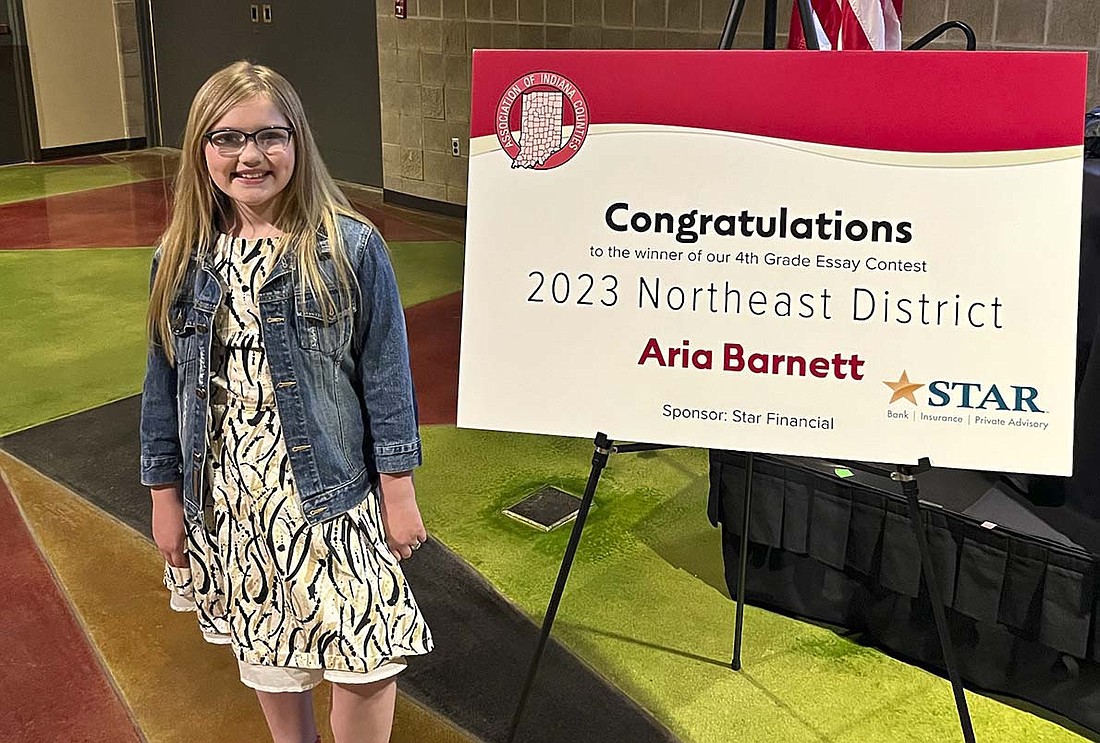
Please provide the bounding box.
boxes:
[407,292,461,426]
[353,202,458,242]
[0,182,451,251]
[0,179,171,250]
[0,476,142,743]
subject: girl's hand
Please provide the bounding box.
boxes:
[151,485,188,568]
[379,472,427,561]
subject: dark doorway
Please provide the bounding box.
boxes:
[0,0,33,165]
[149,1,383,187]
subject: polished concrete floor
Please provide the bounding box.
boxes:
[0,150,674,743]
[1,150,1090,743]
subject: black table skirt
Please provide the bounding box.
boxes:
[707,163,1100,735]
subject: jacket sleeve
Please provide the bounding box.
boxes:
[139,249,182,486]
[353,225,422,473]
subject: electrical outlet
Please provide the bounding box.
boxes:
[250,4,259,22]
[262,4,272,23]
[451,138,461,157]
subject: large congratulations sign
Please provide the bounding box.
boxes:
[458,50,1087,475]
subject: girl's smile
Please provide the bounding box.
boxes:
[232,169,273,182]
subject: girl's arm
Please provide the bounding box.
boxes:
[151,484,188,567]
[352,225,426,560]
[379,472,427,561]
[141,250,187,566]
[352,227,422,474]
[140,250,184,488]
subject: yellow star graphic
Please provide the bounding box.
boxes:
[883,371,925,405]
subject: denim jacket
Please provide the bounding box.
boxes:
[140,216,421,526]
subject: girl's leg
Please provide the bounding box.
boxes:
[254,689,320,743]
[329,678,398,743]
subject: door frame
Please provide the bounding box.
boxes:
[133,0,161,147]
[5,0,39,162]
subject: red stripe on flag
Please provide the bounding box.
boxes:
[788,5,808,50]
[840,2,875,50]
[790,0,903,50]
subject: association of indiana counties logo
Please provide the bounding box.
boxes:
[495,71,589,170]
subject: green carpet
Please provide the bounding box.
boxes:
[0,240,462,436]
[0,164,148,205]
[0,248,152,435]
[387,240,465,308]
[413,426,1086,743]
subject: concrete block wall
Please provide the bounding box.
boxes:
[376,0,1100,206]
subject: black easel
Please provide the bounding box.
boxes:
[723,454,978,743]
[505,434,674,743]
[506,440,977,743]
[505,4,980,741]
[889,459,977,743]
[722,0,820,50]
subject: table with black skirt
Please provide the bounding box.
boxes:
[707,160,1100,734]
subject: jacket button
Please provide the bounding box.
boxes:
[196,387,206,399]
[193,451,203,462]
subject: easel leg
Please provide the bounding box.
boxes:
[731,452,755,671]
[505,433,614,743]
[719,0,748,49]
[763,0,778,49]
[794,0,821,49]
[896,467,978,743]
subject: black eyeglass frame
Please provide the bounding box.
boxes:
[203,126,296,153]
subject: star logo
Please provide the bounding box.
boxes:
[883,371,925,405]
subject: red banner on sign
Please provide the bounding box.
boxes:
[471,50,1086,154]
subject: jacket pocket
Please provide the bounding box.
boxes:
[170,301,202,365]
[295,286,353,356]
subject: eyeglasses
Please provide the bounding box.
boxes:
[204,127,294,156]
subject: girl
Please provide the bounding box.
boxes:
[140,61,432,743]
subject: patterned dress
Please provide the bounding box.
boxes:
[165,234,432,674]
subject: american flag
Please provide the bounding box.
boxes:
[788,0,904,50]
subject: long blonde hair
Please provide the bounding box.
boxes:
[148,60,362,361]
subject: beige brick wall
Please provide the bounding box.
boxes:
[376,0,1100,206]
